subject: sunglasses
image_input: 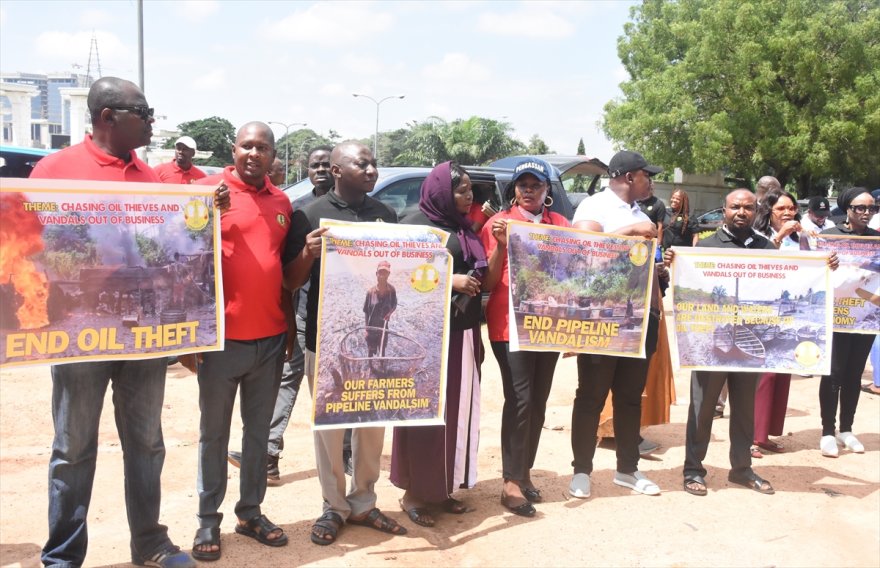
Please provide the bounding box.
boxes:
[850,204,880,214]
[111,106,154,121]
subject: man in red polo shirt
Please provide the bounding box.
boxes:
[154,136,207,184]
[30,76,195,568]
[181,122,292,561]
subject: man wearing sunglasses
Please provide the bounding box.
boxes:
[30,77,196,568]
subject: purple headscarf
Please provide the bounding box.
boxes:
[419,161,488,274]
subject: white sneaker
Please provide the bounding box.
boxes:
[836,432,865,453]
[569,473,591,499]
[613,470,661,495]
[820,435,839,457]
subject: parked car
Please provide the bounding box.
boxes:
[490,154,608,211]
[284,164,578,221]
[695,207,724,233]
[0,145,55,177]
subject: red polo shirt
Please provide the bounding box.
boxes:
[30,134,159,182]
[480,207,569,341]
[154,161,207,184]
[197,166,292,340]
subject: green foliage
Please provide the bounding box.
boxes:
[527,134,551,155]
[393,116,527,166]
[39,222,97,279]
[576,137,586,156]
[135,233,168,267]
[603,0,880,195]
[172,116,236,167]
[277,129,336,184]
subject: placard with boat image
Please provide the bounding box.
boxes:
[505,220,655,358]
[669,247,833,374]
[810,235,879,335]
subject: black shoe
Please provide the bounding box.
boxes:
[267,454,280,483]
[228,450,242,468]
[342,450,353,477]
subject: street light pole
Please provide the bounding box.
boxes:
[352,93,405,165]
[268,121,306,184]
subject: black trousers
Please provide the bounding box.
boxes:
[570,315,658,475]
[490,342,559,482]
[820,332,874,436]
[683,371,759,479]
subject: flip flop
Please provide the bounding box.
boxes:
[750,446,764,459]
[728,472,775,495]
[348,508,408,535]
[310,511,343,546]
[399,499,434,527]
[683,475,708,497]
[861,383,880,396]
[235,514,288,547]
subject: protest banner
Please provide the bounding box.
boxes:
[312,220,452,429]
[669,247,832,374]
[812,235,880,334]
[0,178,223,367]
[506,220,656,358]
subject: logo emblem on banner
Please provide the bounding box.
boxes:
[410,263,440,292]
[183,199,209,230]
[628,241,649,266]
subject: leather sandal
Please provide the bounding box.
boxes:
[235,514,288,547]
[192,526,221,561]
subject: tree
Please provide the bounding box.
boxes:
[602,0,880,195]
[394,116,526,166]
[571,137,588,193]
[170,117,236,167]
[526,134,550,155]
[278,129,335,183]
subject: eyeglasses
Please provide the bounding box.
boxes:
[850,204,880,214]
[111,106,154,121]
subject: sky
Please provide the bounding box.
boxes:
[0,0,638,161]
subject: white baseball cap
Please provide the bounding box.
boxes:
[175,136,197,151]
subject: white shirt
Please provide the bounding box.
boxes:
[573,188,650,232]
[800,215,835,234]
[799,215,835,249]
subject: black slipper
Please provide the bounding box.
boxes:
[521,486,543,503]
[443,498,469,514]
[348,508,408,535]
[311,511,343,546]
[192,526,221,561]
[683,475,708,496]
[400,498,434,527]
[235,514,288,547]
[501,494,535,517]
[728,472,775,495]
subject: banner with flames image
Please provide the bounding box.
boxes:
[0,178,223,367]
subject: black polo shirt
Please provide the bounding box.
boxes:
[284,190,398,351]
[697,226,775,250]
[820,225,880,238]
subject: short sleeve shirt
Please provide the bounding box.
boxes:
[154,161,207,185]
[30,135,159,183]
[284,190,398,351]
[573,188,651,233]
[196,167,292,340]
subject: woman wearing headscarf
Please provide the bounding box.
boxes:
[391,162,486,527]
[481,158,569,517]
[749,189,803,457]
[817,187,880,457]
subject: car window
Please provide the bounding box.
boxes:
[374,177,425,218]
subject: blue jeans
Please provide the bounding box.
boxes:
[267,317,306,457]
[43,359,170,567]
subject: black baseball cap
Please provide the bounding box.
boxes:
[808,196,830,215]
[607,150,663,178]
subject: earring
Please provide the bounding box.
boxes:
[544,195,554,207]
[510,196,517,206]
